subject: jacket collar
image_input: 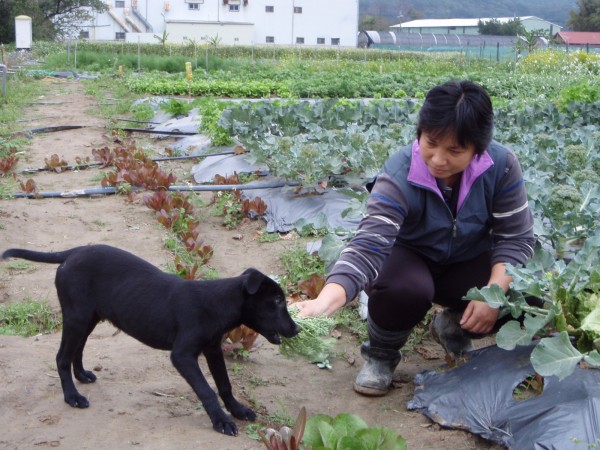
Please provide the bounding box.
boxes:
[407,139,494,211]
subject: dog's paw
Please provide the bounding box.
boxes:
[65,393,89,409]
[74,370,97,384]
[229,403,256,422]
[212,418,238,436]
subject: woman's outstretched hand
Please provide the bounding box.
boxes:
[294,283,347,318]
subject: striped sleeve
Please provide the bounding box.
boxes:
[491,150,535,266]
[326,173,407,303]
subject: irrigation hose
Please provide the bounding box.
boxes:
[2,181,300,199]
[11,125,197,138]
[16,149,239,174]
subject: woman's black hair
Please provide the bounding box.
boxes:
[416,80,494,155]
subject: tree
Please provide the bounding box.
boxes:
[359,15,392,31]
[568,0,600,31]
[478,18,526,36]
[0,0,107,44]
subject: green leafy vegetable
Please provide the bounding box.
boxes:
[302,413,406,450]
[280,308,335,366]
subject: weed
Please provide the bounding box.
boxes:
[331,305,368,342]
[245,423,263,441]
[129,102,155,122]
[5,260,37,273]
[512,373,544,400]
[211,191,245,229]
[263,403,295,429]
[257,232,280,243]
[82,78,138,120]
[0,301,61,337]
[279,245,325,288]
[0,175,19,196]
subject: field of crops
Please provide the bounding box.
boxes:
[1,41,600,439]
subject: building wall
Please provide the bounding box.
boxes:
[521,18,560,35]
[165,22,254,45]
[82,0,358,47]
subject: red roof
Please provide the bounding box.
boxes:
[555,31,600,45]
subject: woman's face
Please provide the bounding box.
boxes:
[419,131,476,186]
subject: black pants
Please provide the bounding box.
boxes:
[366,246,493,332]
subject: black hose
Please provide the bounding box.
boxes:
[2,181,299,199]
[16,149,238,174]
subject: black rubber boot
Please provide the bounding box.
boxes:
[353,318,411,397]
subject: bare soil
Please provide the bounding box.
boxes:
[0,79,503,450]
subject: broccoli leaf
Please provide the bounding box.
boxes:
[531,332,583,380]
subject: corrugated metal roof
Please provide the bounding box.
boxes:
[556,31,600,45]
[391,16,537,29]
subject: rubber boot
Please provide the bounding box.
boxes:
[353,318,411,397]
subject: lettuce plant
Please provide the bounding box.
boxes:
[302,412,406,450]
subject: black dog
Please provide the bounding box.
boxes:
[2,244,300,436]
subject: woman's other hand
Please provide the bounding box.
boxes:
[459,300,499,334]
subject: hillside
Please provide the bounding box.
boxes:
[360,0,578,28]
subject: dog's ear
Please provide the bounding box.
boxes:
[242,268,265,295]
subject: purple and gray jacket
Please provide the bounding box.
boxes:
[327,139,535,303]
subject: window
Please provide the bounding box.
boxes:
[266,36,275,43]
[115,0,125,7]
[265,5,274,12]
[229,4,239,11]
[296,37,304,44]
[294,6,302,13]
[317,37,325,44]
[115,31,125,40]
[188,2,200,9]
[79,30,90,39]
[331,38,340,45]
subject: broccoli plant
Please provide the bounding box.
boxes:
[466,231,600,380]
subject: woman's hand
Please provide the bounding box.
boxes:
[459,262,510,334]
[460,300,499,334]
[294,283,347,318]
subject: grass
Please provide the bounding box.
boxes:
[0,176,19,197]
[0,301,61,337]
[81,77,141,124]
[279,244,325,287]
[0,74,47,136]
[257,232,281,243]
[0,74,48,172]
[331,305,368,342]
[4,260,38,272]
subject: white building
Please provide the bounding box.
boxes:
[391,16,562,36]
[79,0,359,47]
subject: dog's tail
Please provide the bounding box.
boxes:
[2,248,77,264]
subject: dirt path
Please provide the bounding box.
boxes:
[0,79,502,449]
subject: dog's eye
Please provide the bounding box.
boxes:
[275,297,284,305]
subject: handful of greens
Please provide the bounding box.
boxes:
[280,308,336,368]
